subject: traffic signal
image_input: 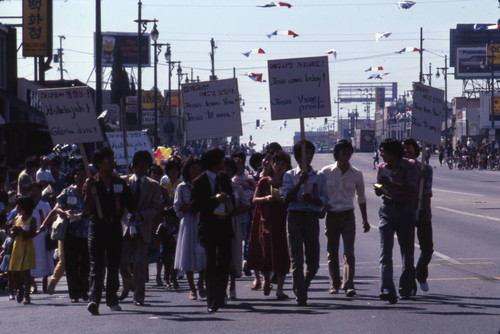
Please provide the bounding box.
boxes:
[256,119,260,127]
[324,117,328,125]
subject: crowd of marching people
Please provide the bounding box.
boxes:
[0,137,434,314]
[439,139,500,171]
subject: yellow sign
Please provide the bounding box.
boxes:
[492,96,500,115]
[487,44,500,65]
[142,90,164,110]
[23,0,52,57]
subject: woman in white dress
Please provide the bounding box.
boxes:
[173,157,206,300]
[224,157,251,300]
[30,183,54,293]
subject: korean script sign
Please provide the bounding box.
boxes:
[268,56,331,120]
[106,131,152,166]
[23,0,52,57]
[38,86,103,144]
[412,82,444,146]
[182,78,242,141]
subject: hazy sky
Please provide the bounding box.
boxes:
[2,0,499,148]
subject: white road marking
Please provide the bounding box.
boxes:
[435,206,500,222]
[433,188,483,197]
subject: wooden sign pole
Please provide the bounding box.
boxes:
[120,99,130,171]
[300,117,308,194]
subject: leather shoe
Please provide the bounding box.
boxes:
[134,300,144,306]
[297,299,308,307]
[87,302,99,315]
[118,290,129,301]
[379,293,397,304]
[207,306,219,313]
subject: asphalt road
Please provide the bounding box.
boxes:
[1,152,499,334]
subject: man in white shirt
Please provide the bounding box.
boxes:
[321,140,370,297]
[36,156,55,188]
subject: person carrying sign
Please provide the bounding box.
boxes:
[403,138,434,293]
[84,148,136,315]
[374,138,418,304]
[281,140,328,307]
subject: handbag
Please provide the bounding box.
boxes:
[50,215,69,241]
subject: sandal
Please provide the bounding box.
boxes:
[189,290,197,300]
[251,281,262,290]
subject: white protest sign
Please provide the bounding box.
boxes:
[268,56,331,120]
[106,131,152,166]
[182,78,242,141]
[38,86,103,144]
[412,82,444,146]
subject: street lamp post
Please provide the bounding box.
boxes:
[134,1,156,131]
[150,23,168,148]
[176,62,182,146]
[165,45,180,146]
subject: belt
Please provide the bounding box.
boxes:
[383,199,413,207]
[328,209,354,215]
[289,210,319,216]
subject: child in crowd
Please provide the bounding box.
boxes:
[156,207,179,290]
[8,196,37,304]
[0,235,14,299]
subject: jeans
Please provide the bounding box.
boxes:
[415,216,433,283]
[88,221,122,307]
[378,204,416,297]
[287,211,320,302]
[325,210,356,291]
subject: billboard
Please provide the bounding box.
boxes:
[96,32,151,67]
[455,46,500,79]
[337,82,397,103]
[23,0,52,57]
[479,92,500,129]
[450,23,500,75]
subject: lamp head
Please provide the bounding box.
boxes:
[150,22,159,42]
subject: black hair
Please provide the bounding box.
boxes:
[379,138,404,159]
[92,147,115,166]
[249,152,264,171]
[265,142,283,155]
[201,148,225,170]
[293,140,315,162]
[230,151,246,164]
[272,150,292,171]
[50,155,62,167]
[164,156,182,172]
[224,157,238,176]
[403,138,421,158]
[67,164,86,184]
[132,150,153,168]
[25,156,39,169]
[16,196,35,216]
[163,206,178,219]
[148,165,164,177]
[181,157,202,182]
[333,139,354,161]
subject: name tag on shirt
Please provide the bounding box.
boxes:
[113,184,123,193]
[67,196,77,205]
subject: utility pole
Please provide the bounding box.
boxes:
[419,27,423,83]
[57,35,65,80]
[96,0,103,117]
[210,38,217,80]
[137,1,143,131]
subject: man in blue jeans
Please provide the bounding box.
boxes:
[374,138,418,304]
[281,140,328,306]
